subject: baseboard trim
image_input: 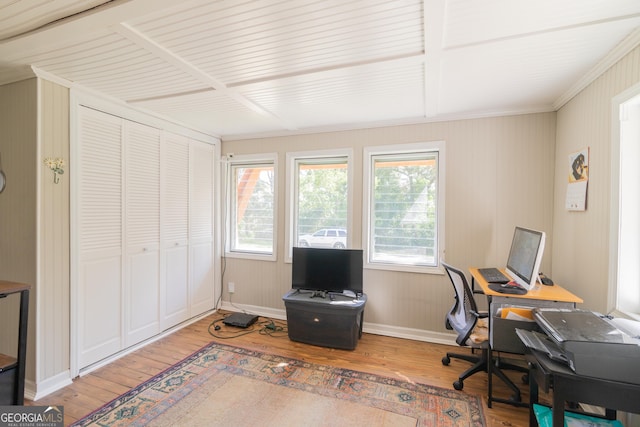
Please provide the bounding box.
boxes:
[364,322,457,346]
[220,301,457,346]
[220,302,287,321]
[25,371,73,401]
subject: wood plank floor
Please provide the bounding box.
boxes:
[30,311,536,426]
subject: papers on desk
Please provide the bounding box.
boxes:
[497,306,535,322]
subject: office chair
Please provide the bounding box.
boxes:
[441,261,490,390]
[441,261,528,404]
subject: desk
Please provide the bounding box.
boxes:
[0,280,30,405]
[470,267,583,347]
[469,268,583,407]
[526,349,640,427]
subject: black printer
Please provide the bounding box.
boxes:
[532,308,640,385]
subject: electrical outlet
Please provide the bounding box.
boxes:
[228,282,235,293]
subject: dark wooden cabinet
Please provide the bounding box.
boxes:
[0,280,30,405]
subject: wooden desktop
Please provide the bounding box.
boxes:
[469,268,583,305]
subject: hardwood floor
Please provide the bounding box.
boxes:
[30,311,534,426]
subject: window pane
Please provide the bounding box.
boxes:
[231,164,274,253]
[617,100,640,316]
[295,159,348,249]
[370,153,438,266]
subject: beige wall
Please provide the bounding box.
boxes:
[0,77,71,396]
[38,79,70,385]
[0,79,38,379]
[553,45,640,312]
[223,112,557,337]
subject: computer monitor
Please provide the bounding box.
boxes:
[505,226,546,290]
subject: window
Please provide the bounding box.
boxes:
[286,150,352,259]
[363,142,445,273]
[610,87,640,320]
[227,154,276,258]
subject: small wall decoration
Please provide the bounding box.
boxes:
[44,157,65,184]
[565,147,589,211]
[0,152,6,193]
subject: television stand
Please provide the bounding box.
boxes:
[282,289,366,350]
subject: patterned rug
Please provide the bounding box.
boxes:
[71,342,486,426]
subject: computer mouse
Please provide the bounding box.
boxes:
[539,274,554,286]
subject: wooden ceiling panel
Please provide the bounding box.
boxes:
[239,59,425,128]
[12,31,209,101]
[129,0,424,85]
[133,90,286,136]
[1,0,639,138]
[438,18,640,115]
[443,0,640,48]
[0,0,110,41]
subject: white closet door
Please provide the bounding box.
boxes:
[124,121,160,346]
[189,140,215,316]
[77,107,123,369]
[160,132,190,329]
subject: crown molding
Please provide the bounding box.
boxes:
[553,27,640,110]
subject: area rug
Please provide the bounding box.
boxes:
[71,342,486,426]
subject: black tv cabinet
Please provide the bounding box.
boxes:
[282,289,366,350]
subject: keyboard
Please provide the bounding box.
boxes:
[478,268,510,283]
[488,282,527,295]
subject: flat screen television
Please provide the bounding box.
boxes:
[292,247,363,294]
[505,226,546,290]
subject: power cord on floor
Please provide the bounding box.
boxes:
[258,319,288,337]
[207,314,288,339]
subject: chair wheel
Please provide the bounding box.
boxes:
[510,393,521,402]
[453,380,463,390]
[522,374,529,384]
[442,356,450,366]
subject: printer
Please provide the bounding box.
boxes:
[532,308,640,385]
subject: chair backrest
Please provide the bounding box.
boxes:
[442,261,480,346]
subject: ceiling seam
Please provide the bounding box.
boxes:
[444,13,640,51]
[113,22,298,130]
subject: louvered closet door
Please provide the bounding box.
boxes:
[77,107,123,369]
[189,140,215,316]
[160,133,189,329]
[124,121,161,346]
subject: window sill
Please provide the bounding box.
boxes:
[609,308,640,322]
[224,251,276,262]
[364,262,444,275]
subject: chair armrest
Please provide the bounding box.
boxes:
[470,310,488,319]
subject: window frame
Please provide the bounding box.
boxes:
[285,148,354,263]
[609,83,640,320]
[225,153,278,261]
[363,141,445,274]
